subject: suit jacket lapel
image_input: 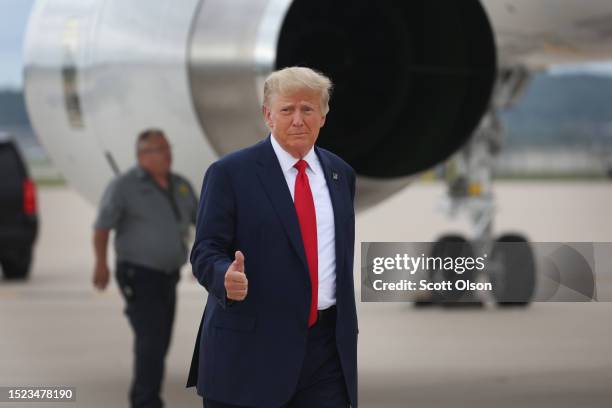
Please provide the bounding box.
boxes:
[255,137,310,281]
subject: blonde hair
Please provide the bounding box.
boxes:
[263,67,333,115]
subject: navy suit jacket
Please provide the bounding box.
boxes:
[187,136,358,407]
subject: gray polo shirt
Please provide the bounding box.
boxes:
[94,166,198,272]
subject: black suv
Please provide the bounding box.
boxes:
[0,135,38,280]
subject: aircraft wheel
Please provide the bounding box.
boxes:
[490,234,535,307]
[430,234,479,305]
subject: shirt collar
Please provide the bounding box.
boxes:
[135,165,149,180]
[135,165,174,186]
[270,133,317,174]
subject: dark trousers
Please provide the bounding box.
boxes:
[116,262,179,408]
[203,306,349,408]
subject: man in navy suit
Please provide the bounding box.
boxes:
[187,67,358,407]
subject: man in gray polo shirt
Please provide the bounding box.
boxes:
[92,128,198,408]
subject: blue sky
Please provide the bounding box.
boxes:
[1,0,611,90]
[0,0,36,89]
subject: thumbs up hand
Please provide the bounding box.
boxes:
[225,250,248,301]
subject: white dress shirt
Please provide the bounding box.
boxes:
[270,134,336,309]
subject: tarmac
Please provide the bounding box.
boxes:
[1,181,612,407]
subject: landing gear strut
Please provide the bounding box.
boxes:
[417,68,536,307]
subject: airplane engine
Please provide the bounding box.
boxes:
[24,0,496,209]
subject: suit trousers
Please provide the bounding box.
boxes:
[116,262,179,408]
[203,306,350,408]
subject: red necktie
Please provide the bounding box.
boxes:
[293,159,318,327]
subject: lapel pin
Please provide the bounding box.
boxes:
[332,172,338,180]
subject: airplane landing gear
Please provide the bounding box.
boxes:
[417,68,536,308]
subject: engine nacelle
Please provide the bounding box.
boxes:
[24,0,496,209]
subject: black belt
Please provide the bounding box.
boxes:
[315,305,337,326]
[117,261,178,276]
